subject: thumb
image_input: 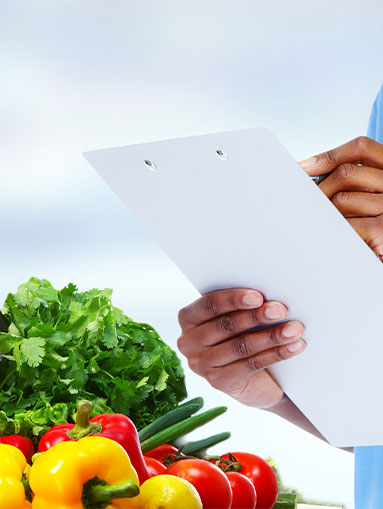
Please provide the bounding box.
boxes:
[299,149,338,176]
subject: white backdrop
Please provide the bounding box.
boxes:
[2,1,383,506]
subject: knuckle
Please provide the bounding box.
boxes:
[275,346,288,361]
[332,191,349,207]
[228,291,239,310]
[355,136,371,153]
[202,294,219,317]
[366,218,379,235]
[249,308,261,327]
[246,355,262,372]
[336,163,355,182]
[205,369,221,389]
[374,214,383,227]
[177,335,187,354]
[177,308,186,326]
[217,313,237,334]
[269,327,281,345]
[232,335,253,358]
[188,355,202,373]
[322,149,337,168]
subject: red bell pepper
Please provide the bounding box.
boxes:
[0,435,34,463]
[38,400,148,483]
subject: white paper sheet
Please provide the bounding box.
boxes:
[84,127,383,447]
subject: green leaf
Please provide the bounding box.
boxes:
[155,369,169,391]
[102,310,118,348]
[0,332,23,354]
[30,406,51,425]
[13,344,22,371]
[8,322,20,336]
[20,337,46,367]
[49,403,69,424]
[0,410,16,434]
[136,376,149,388]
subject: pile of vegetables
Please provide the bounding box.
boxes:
[0,398,282,508]
[0,279,341,508]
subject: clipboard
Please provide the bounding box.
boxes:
[84,127,383,447]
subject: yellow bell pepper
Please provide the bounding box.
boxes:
[0,444,31,509]
[29,436,140,509]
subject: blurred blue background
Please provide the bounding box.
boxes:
[1,1,382,506]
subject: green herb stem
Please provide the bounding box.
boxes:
[0,368,16,390]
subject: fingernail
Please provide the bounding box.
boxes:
[264,304,285,320]
[299,156,317,170]
[287,340,305,353]
[282,322,301,338]
[242,292,263,307]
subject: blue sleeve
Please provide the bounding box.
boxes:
[367,84,383,143]
[354,83,383,509]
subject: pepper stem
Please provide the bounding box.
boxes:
[67,400,102,440]
[83,478,140,508]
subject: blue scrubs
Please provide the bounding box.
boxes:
[354,84,383,508]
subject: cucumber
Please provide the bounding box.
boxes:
[181,431,231,457]
[140,406,227,454]
[176,396,205,409]
[273,493,297,509]
[138,397,204,442]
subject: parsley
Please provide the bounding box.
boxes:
[0,278,186,439]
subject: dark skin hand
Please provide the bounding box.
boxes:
[301,135,383,260]
[178,136,383,443]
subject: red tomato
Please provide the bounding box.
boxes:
[222,452,278,509]
[226,471,257,509]
[167,458,232,509]
[145,443,179,463]
[144,456,167,477]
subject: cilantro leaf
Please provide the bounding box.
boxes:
[20,337,46,367]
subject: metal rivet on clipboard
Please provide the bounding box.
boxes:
[144,159,156,171]
[215,149,229,161]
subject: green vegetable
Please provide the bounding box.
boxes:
[0,277,187,438]
[138,396,204,442]
[140,406,227,453]
[273,493,297,508]
[181,431,231,456]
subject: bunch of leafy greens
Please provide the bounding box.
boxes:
[0,278,186,439]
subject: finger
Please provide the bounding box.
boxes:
[179,301,288,350]
[319,164,383,199]
[300,136,383,176]
[204,320,304,367]
[178,288,264,331]
[348,215,383,259]
[331,191,383,218]
[205,340,306,393]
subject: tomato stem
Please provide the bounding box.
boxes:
[204,455,242,472]
[162,447,201,467]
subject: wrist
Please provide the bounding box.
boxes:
[264,392,291,414]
